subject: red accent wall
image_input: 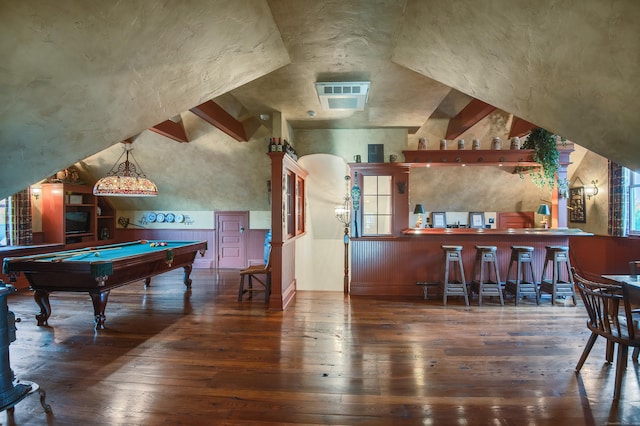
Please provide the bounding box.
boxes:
[569,235,640,278]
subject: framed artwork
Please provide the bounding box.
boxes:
[367,144,384,163]
[469,212,485,228]
[569,186,586,223]
[432,212,447,228]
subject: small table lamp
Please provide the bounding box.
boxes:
[414,204,425,228]
[537,204,551,229]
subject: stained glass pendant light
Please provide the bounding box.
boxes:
[93,141,158,197]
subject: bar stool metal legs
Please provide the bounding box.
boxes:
[471,245,504,306]
[439,245,469,306]
[539,246,576,305]
[504,246,540,305]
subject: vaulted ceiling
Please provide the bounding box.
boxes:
[1,0,639,199]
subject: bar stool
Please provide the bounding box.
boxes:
[439,245,469,306]
[470,245,504,306]
[539,246,576,305]
[504,246,540,305]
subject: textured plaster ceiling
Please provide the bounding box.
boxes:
[1,0,639,199]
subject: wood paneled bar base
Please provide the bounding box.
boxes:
[350,228,592,296]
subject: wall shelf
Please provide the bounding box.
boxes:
[401,149,539,170]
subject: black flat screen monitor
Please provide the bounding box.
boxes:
[65,211,90,234]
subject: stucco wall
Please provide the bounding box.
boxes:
[568,150,609,235]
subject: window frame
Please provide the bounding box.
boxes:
[0,197,7,247]
[361,174,393,236]
[629,169,640,236]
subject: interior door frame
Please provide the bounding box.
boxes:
[214,211,249,269]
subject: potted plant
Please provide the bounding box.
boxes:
[519,127,567,193]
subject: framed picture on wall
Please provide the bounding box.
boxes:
[367,144,384,163]
[569,186,586,223]
[469,212,485,228]
[432,212,447,228]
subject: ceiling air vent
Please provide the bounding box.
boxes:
[315,82,370,111]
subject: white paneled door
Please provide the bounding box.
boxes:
[215,211,248,269]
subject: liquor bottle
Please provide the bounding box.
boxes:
[268,138,274,152]
[277,137,283,152]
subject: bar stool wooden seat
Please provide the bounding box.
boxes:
[504,246,540,305]
[539,246,576,305]
[470,245,504,306]
[439,245,469,306]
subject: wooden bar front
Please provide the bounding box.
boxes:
[350,228,592,296]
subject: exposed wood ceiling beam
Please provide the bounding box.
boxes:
[509,117,536,138]
[445,99,496,140]
[149,119,189,143]
[190,100,248,142]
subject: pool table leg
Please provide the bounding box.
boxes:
[183,265,193,288]
[89,291,109,330]
[33,290,51,326]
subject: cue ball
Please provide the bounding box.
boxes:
[94,252,100,257]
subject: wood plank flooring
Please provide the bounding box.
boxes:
[3,269,640,425]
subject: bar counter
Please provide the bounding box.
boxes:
[350,228,592,296]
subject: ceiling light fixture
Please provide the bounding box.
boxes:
[93,141,158,197]
[315,81,370,111]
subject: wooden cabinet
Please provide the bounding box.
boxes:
[41,183,115,249]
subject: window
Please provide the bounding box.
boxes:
[0,197,7,246]
[286,172,295,238]
[362,175,392,235]
[630,170,640,235]
[282,163,306,239]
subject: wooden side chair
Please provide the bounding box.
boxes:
[238,249,271,303]
[573,270,640,401]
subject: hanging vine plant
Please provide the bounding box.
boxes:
[518,127,566,193]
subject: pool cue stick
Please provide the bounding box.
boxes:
[13,247,124,263]
[54,247,124,262]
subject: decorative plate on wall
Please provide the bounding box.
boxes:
[147,212,156,223]
[156,213,165,223]
[176,214,184,223]
[166,213,175,223]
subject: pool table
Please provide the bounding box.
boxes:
[2,240,207,330]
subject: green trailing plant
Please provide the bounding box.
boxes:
[518,127,566,192]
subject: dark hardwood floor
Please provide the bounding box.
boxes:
[3,268,640,425]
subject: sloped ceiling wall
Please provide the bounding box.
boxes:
[0,0,289,197]
[1,0,639,204]
[394,0,640,170]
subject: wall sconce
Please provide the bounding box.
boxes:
[31,187,41,200]
[537,203,551,229]
[413,204,425,228]
[584,180,599,200]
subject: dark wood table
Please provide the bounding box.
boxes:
[603,275,640,306]
[2,240,207,330]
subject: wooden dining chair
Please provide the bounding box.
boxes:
[629,260,640,361]
[573,270,640,400]
[237,248,271,303]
